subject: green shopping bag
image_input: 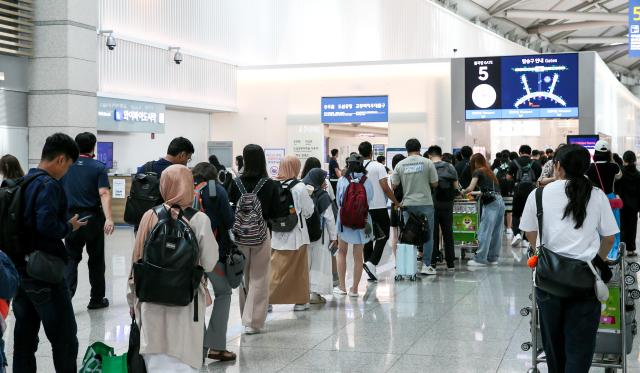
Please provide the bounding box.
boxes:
[103,353,128,373]
[80,341,128,373]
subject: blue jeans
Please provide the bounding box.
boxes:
[536,288,600,373]
[403,205,435,267]
[476,196,505,264]
[12,276,78,373]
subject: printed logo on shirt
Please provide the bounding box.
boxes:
[403,163,425,174]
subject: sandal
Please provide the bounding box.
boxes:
[207,349,237,361]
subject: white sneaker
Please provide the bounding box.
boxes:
[244,326,260,335]
[293,303,310,311]
[467,259,487,267]
[511,234,522,247]
[333,287,347,295]
[348,291,359,297]
[488,260,499,266]
[364,261,378,281]
[446,267,456,272]
[421,266,437,276]
[506,228,513,236]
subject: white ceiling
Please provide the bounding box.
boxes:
[458,0,637,75]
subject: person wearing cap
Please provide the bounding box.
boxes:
[334,153,374,297]
[391,138,439,276]
[586,140,622,254]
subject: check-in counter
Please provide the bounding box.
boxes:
[108,174,132,225]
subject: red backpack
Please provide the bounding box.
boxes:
[340,175,369,229]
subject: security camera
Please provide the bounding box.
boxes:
[106,33,116,50]
[169,47,183,65]
[174,50,183,65]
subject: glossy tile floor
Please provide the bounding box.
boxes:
[3,227,640,372]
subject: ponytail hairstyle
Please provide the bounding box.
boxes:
[555,144,592,229]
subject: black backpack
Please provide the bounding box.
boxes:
[305,189,324,242]
[133,205,204,321]
[0,171,46,264]
[269,179,302,232]
[124,161,163,226]
[514,159,536,186]
[434,162,457,201]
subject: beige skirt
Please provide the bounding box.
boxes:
[269,246,310,304]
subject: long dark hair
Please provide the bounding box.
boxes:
[0,154,24,180]
[301,157,321,179]
[469,153,498,184]
[241,144,267,178]
[556,145,592,229]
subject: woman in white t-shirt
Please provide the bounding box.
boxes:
[520,144,618,373]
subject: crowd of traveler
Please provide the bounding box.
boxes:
[0,132,636,372]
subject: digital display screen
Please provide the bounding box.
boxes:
[465,53,579,120]
[567,135,599,149]
[321,96,388,123]
[96,142,113,169]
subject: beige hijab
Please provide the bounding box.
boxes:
[276,155,301,180]
[131,164,195,263]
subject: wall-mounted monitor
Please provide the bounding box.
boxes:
[567,134,599,149]
[96,142,113,169]
[321,96,388,123]
[465,53,579,120]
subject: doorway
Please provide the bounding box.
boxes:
[325,123,388,165]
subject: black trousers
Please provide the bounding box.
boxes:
[512,183,535,237]
[620,207,638,252]
[536,288,601,373]
[12,276,78,373]
[431,200,455,267]
[364,208,390,266]
[64,213,106,301]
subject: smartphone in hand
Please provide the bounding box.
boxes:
[77,214,94,223]
[329,242,339,256]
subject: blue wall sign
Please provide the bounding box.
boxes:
[630,1,640,57]
[321,96,388,123]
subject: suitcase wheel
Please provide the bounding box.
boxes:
[521,342,531,351]
[527,368,540,373]
[410,275,417,281]
[520,307,531,317]
[630,289,640,300]
[625,274,636,286]
[629,261,640,273]
[394,275,402,281]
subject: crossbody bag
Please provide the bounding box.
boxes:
[534,188,604,299]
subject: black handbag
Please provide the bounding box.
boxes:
[26,250,65,284]
[127,317,147,373]
[480,180,499,205]
[224,243,246,289]
[534,188,595,298]
[398,210,430,246]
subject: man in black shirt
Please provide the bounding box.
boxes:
[137,137,194,175]
[508,145,542,246]
[62,132,114,310]
[455,146,473,188]
[427,146,460,270]
[328,148,341,194]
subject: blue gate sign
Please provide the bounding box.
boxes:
[321,96,388,123]
[630,0,640,57]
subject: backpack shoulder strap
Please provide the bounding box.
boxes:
[183,207,198,221]
[535,187,544,244]
[252,177,268,194]
[235,177,247,195]
[152,204,169,221]
[360,175,367,184]
[514,160,522,170]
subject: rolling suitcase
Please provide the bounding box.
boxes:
[395,243,418,281]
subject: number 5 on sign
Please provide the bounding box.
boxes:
[478,66,488,81]
[635,6,640,21]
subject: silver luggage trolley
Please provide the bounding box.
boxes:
[520,244,639,373]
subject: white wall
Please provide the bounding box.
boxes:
[98,109,211,174]
[594,57,640,153]
[212,61,452,157]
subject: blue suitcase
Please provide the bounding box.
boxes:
[395,243,418,281]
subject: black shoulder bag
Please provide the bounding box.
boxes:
[534,188,595,298]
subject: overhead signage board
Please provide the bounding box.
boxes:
[97,97,166,133]
[465,53,579,120]
[630,1,640,57]
[321,96,388,123]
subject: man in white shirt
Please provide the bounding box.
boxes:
[359,142,399,281]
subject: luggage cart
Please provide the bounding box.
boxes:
[520,245,639,373]
[453,198,480,260]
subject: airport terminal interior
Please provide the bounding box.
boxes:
[2,0,640,372]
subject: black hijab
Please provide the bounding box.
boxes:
[303,168,332,214]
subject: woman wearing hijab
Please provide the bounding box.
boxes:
[303,168,338,303]
[127,165,218,372]
[269,155,315,311]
